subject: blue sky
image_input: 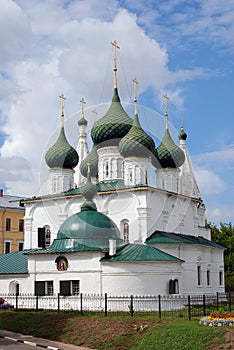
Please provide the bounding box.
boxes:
[0,0,233,225]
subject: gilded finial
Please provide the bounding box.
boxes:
[92,109,98,124]
[163,93,169,129]
[132,77,139,116]
[80,97,86,118]
[87,162,91,176]
[59,93,66,128]
[111,40,120,89]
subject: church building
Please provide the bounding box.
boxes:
[0,41,225,298]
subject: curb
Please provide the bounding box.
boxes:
[0,334,61,349]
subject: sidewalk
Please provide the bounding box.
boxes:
[0,329,95,350]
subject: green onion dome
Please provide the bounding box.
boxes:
[80,144,98,178]
[155,128,185,168]
[178,126,187,140]
[80,169,96,202]
[57,209,121,248]
[91,88,132,147]
[78,116,88,126]
[119,113,155,158]
[45,127,79,169]
[57,172,121,248]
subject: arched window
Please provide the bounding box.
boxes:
[104,161,109,177]
[9,281,20,295]
[120,219,129,242]
[169,279,179,294]
[45,226,51,248]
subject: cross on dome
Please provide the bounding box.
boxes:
[59,93,66,127]
[163,93,169,129]
[133,77,139,116]
[111,40,120,88]
[80,97,86,118]
[92,109,98,124]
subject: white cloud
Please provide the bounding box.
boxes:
[206,205,234,224]
[194,168,225,195]
[192,145,234,168]
[1,1,213,196]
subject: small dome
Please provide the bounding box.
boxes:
[178,126,187,140]
[57,207,120,248]
[119,113,155,158]
[91,88,132,147]
[78,116,88,126]
[80,168,96,201]
[45,127,79,169]
[155,129,185,168]
[80,144,98,178]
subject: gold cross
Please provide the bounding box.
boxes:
[132,77,139,103]
[163,93,169,129]
[59,93,66,127]
[111,40,120,88]
[92,109,98,123]
[80,97,86,118]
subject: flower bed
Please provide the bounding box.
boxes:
[200,311,234,327]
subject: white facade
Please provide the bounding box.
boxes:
[0,62,225,299]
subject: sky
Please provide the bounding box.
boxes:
[0,0,233,225]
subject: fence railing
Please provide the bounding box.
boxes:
[2,292,233,320]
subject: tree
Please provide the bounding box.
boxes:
[210,222,234,290]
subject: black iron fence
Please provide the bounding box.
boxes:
[2,292,233,320]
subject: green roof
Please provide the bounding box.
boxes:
[45,126,79,169]
[155,128,185,168]
[0,251,28,274]
[91,88,132,146]
[24,239,105,254]
[146,231,224,249]
[101,243,183,262]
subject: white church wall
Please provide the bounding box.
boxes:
[150,243,225,294]
[102,261,182,295]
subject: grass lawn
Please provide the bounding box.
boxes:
[0,311,232,349]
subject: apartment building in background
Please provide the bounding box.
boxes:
[0,189,25,254]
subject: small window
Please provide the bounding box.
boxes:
[219,271,223,286]
[4,241,11,254]
[35,281,53,296]
[19,219,24,232]
[60,280,80,296]
[45,227,51,248]
[169,279,179,294]
[18,242,24,251]
[207,270,210,286]
[6,218,11,231]
[105,162,109,177]
[123,223,129,242]
[197,266,201,286]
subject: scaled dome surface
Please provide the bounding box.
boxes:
[119,113,155,158]
[91,88,132,147]
[155,129,185,168]
[45,127,79,169]
[57,209,121,248]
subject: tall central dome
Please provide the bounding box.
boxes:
[91,40,132,147]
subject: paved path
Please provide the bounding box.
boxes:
[0,330,94,350]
